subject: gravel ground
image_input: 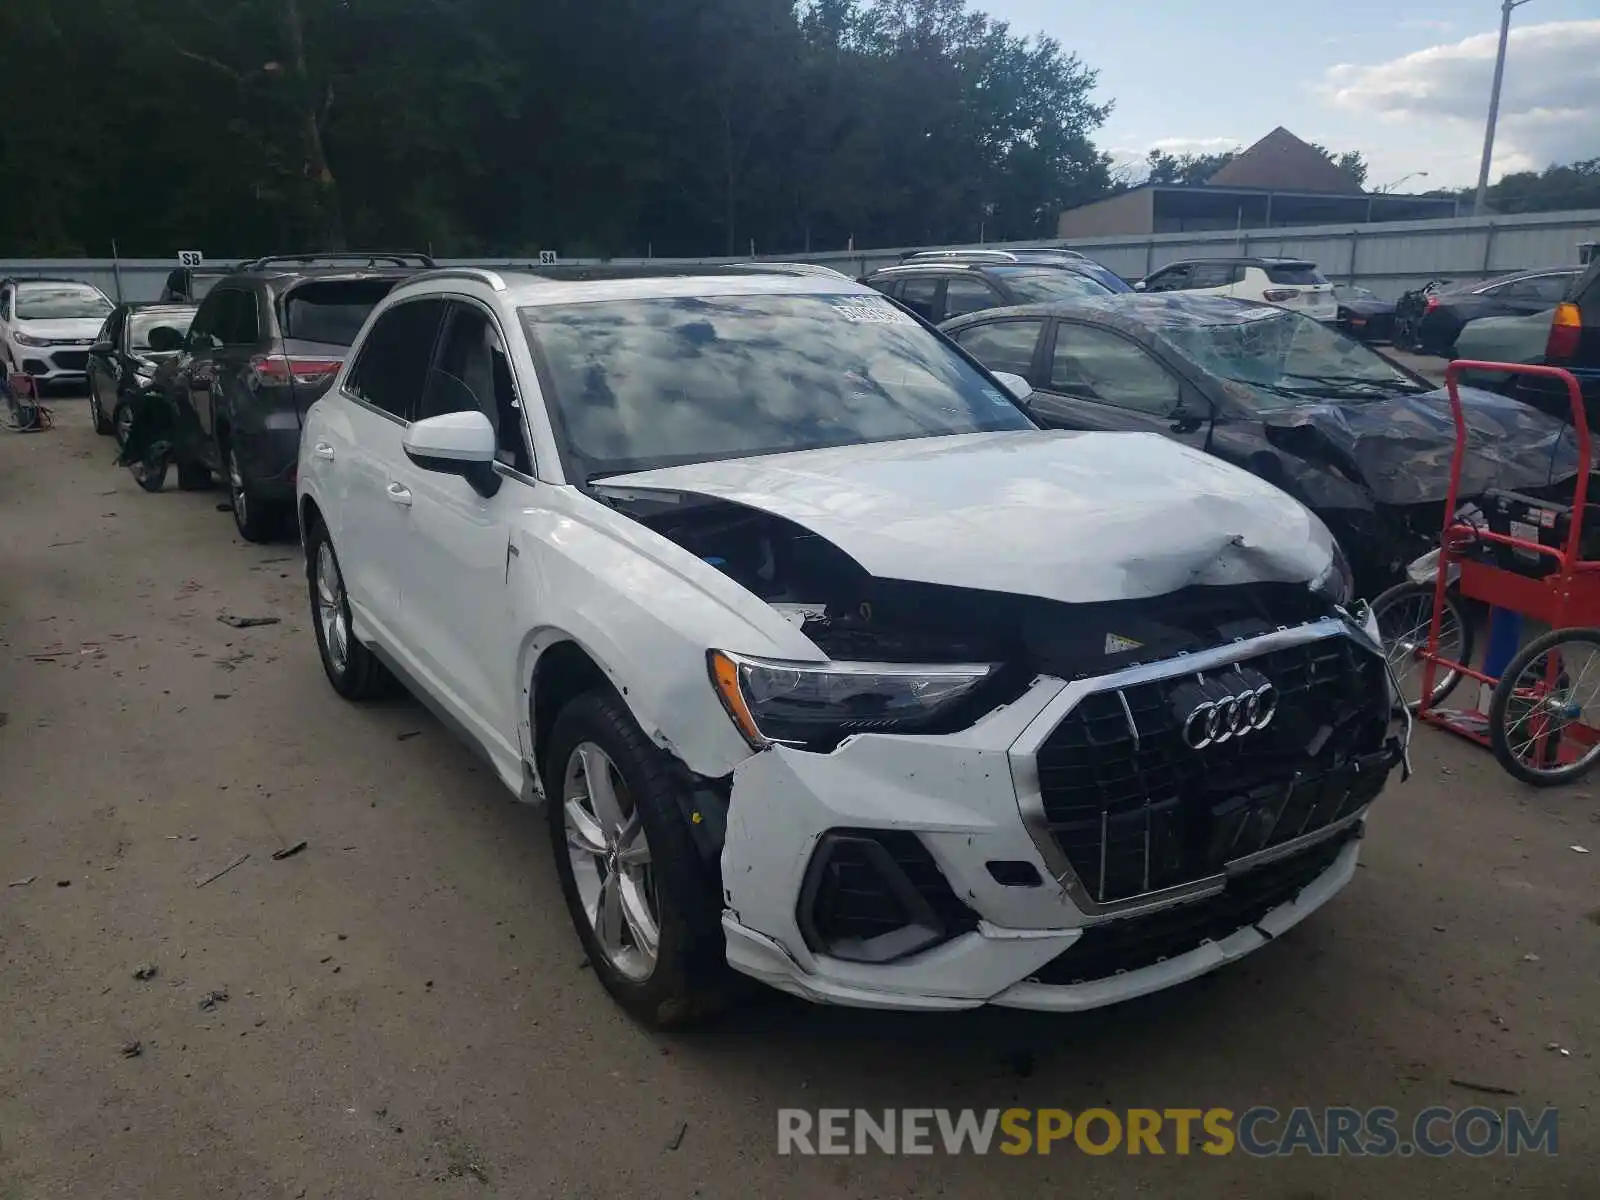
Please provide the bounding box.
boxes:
[1,396,1596,1199]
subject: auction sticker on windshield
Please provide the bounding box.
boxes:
[829,297,915,324]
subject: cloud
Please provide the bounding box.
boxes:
[1324,20,1600,177]
[1397,18,1455,34]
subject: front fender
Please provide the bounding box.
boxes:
[509,492,826,779]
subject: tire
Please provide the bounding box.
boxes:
[111,399,136,449]
[1488,627,1600,787]
[305,520,388,700]
[544,689,735,1028]
[1371,581,1474,709]
[226,442,286,542]
[89,389,113,435]
[177,460,212,491]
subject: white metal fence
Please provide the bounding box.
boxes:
[5,208,1598,304]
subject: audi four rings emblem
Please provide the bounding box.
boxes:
[1178,675,1277,749]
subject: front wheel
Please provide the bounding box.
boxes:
[545,690,735,1028]
[1371,581,1474,709]
[1488,627,1600,787]
[89,389,113,435]
[112,398,136,448]
[305,521,389,700]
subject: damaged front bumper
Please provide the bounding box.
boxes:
[719,615,1409,1012]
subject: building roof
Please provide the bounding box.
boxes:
[1204,127,1364,195]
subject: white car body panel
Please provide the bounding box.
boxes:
[298,267,1404,1015]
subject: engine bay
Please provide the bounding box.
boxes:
[608,490,1340,680]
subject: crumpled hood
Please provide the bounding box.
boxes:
[13,317,103,343]
[599,431,1336,604]
[1258,384,1583,506]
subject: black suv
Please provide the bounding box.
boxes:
[158,252,434,540]
[862,259,1119,324]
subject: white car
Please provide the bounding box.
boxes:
[0,277,115,388]
[1137,257,1338,323]
[296,267,1408,1026]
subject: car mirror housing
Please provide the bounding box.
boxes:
[991,371,1034,404]
[90,340,116,356]
[402,410,501,497]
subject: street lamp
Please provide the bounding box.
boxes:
[1474,0,1537,216]
[1379,171,1430,194]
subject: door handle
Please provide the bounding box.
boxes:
[386,481,413,507]
[312,441,335,461]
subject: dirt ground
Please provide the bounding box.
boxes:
[1,397,1595,1199]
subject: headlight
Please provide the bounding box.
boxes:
[708,650,998,750]
[1311,539,1354,607]
[13,332,51,347]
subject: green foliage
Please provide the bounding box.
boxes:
[1425,159,1600,215]
[0,0,1114,256]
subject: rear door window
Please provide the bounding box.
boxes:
[953,319,1045,378]
[210,289,260,347]
[345,298,448,421]
[897,277,940,321]
[282,278,401,347]
[943,276,1000,319]
[1187,262,1238,289]
[1263,262,1327,285]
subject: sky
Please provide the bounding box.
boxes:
[978,0,1600,191]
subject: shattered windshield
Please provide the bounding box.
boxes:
[1157,306,1427,406]
[522,293,1035,479]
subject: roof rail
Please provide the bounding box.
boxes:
[239,250,438,270]
[405,267,508,291]
[901,249,1020,264]
[727,261,853,279]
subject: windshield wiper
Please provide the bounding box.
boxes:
[1281,371,1429,394]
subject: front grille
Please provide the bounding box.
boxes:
[1030,828,1355,985]
[1033,633,1391,906]
[49,351,88,371]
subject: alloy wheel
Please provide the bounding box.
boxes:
[114,403,134,448]
[562,742,659,981]
[314,540,349,675]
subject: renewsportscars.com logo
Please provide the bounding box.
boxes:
[777,1107,1559,1158]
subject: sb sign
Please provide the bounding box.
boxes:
[538,250,558,266]
[178,250,205,268]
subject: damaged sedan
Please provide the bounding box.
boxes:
[943,293,1586,591]
[297,268,1409,1027]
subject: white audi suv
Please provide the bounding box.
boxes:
[296,266,1408,1026]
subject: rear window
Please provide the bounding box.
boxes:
[1264,262,1327,286]
[281,279,401,346]
[989,267,1113,302]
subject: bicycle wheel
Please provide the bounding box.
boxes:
[1488,627,1600,787]
[1371,581,1473,709]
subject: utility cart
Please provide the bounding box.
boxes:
[1396,360,1600,785]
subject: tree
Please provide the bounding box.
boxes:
[1143,147,1239,186]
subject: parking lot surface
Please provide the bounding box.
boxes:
[1,397,1595,1199]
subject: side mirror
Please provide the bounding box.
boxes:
[91,340,116,356]
[1133,280,1148,292]
[403,410,501,497]
[991,371,1034,404]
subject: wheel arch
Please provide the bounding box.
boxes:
[521,633,635,789]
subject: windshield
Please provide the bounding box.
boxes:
[521,293,1035,479]
[129,310,195,352]
[1157,306,1427,407]
[16,285,112,321]
[990,267,1113,303]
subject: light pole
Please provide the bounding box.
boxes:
[1474,0,1536,216]
[1379,170,1429,194]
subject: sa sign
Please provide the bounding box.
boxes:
[538,250,558,266]
[178,250,205,268]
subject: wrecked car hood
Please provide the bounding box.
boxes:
[598,431,1335,604]
[1256,385,1584,506]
